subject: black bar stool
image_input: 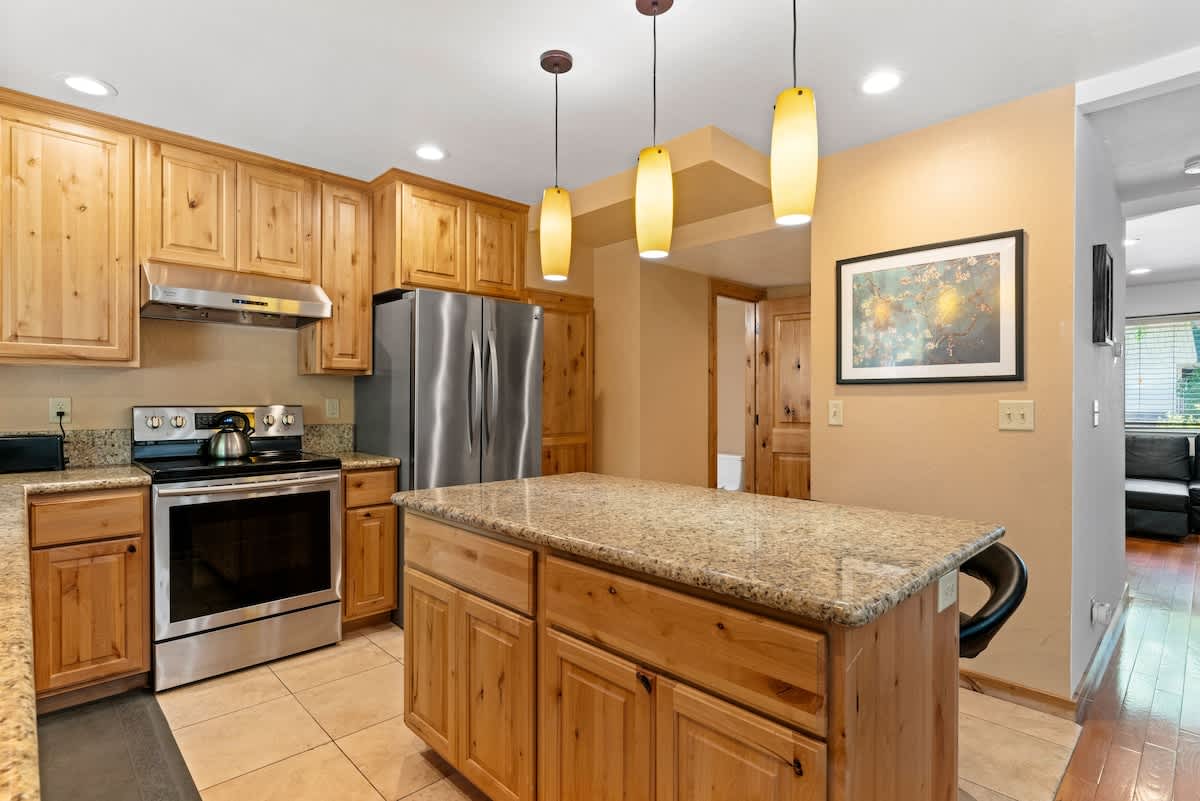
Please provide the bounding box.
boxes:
[959,543,1028,659]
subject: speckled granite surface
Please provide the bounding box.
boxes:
[0,466,151,801]
[302,424,354,455]
[0,429,130,468]
[395,473,1004,627]
[327,452,401,470]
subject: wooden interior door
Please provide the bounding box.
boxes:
[655,679,826,801]
[143,140,237,270]
[31,536,148,692]
[236,163,317,281]
[404,567,459,764]
[401,183,467,290]
[530,291,594,476]
[458,592,535,801]
[541,629,654,801]
[0,108,134,362]
[467,200,524,299]
[343,505,396,621]
[754,295,812,499]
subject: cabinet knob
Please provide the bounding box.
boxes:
[792,758,804,777]
[127,544,137,554]
[636,672,653,693]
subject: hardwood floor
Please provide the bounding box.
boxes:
[1057,535,1200,800]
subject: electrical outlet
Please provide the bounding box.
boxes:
[828,399,844,426]
[997,400,1034,431]
[324,398,340,419]
[48,397,72,424]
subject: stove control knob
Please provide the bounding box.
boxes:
[282,413,296,427]
[146,415,163,430]
[262,414,277,427]
[170,415,186,429]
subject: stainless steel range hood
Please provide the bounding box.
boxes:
[140,262,331,328]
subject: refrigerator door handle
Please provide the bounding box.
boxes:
[485,330,500,452]
[468,332,482,454]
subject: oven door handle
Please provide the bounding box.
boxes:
[155,473,337,497]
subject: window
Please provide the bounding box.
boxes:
[1126,316,1200,425]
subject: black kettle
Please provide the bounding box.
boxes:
[207,411,255,460]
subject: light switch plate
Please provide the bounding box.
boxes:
[828,399,844,426]
[48,397,72,424]
[938,571,958,612]
[998,400,1035,431]
[324,398,340,419]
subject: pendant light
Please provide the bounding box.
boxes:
[770,0,818,226]
[635,0,674,259]
[539,49,574,282]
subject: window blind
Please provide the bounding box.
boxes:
[1126,316,1200,426]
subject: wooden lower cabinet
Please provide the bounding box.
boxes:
[541,630,653,801]
[31,534,148,693]
[459,593,535,801]
[404,567,459,762]
[657,679,826,801]
[343,505,397,620]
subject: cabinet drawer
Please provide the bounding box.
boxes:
[29,489,147,548]
[545,556,827,735]
[344,468,397,508]
[404,514,534,616]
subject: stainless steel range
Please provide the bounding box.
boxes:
[132,405,342,690]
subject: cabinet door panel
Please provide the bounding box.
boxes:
[145,141,236,269]
[236,163,316,280]
[0,109,133,361]
[343,504,396,621]
[656,679,826,801]
[459,592,534,801]
[467,201,523,299]
[754,297,811,498]
[541,629,653,801]
[404,567,458,763]
[31,536,148,692]
[401,183,466,290]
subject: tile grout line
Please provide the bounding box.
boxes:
[957,709,1080,753]
[269,640,399,696]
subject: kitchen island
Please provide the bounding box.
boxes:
[394,472,1003,801]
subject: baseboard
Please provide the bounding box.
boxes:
[37,671,150,715]
[1071,582,1132,720]
[958,669,1078,721]
[343,610,395,634]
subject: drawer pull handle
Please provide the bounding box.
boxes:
[127,544,137,554]
[608,586,617,595]
[636,672,652,693]
[792,758,804,777]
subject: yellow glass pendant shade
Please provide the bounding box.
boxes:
[635,145,673,259]
[539,186,572,282]
[770,86,818,226]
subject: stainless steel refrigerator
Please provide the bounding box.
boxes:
[355,288,543,492]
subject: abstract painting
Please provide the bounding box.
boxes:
[837,231,1024,383]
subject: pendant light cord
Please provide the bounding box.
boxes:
[792,0,797,88]
[652,7,658,146]
[554,72,559,188]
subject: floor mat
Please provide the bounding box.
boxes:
[37,690,202,801]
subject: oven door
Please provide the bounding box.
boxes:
[152,470,342,641]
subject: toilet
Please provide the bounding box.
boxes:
[716,452,744,491]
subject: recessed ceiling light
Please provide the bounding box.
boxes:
[1129,267,1152,275]
[63,75,117,97]
[861,69,901,95]
[415,144,446,161]
[1123,237,1141,246]
[1185,156,1200,175]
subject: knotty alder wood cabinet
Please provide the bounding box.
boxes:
[341,468,398,622]
[372,170,528,300]
[403,509,959,801]
[526,290,593,476]
[27,488,150,696]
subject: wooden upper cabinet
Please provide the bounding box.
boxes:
[0,107,134,363]
[236,163,317,281]
[467,201,524,299]
[400,183,467,291]
[299,182,372,374]
[140,140,236,270]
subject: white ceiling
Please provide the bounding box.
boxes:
[1087,82,1200,216]
[1124,203,1200,285]
[4,1,1200,204]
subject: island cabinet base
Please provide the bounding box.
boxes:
[401,510,959,801]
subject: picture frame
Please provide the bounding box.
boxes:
[836,230,1025,384]
[1092,243,1114,346]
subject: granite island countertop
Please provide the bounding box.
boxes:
[394,472,1004,628]
[0,466,151,801]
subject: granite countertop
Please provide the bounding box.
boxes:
[0,466,151,801]
[395,473,1004,628]
[325,452,401,470]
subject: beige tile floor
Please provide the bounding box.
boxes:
[159,621,1078,801]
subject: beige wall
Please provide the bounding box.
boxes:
[0,319,355,430]
[593,241,642,478]
[525,230,595,297]
[810,86,1078,698]
[716,299,748,455]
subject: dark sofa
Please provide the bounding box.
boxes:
[1125,434,1196,539]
